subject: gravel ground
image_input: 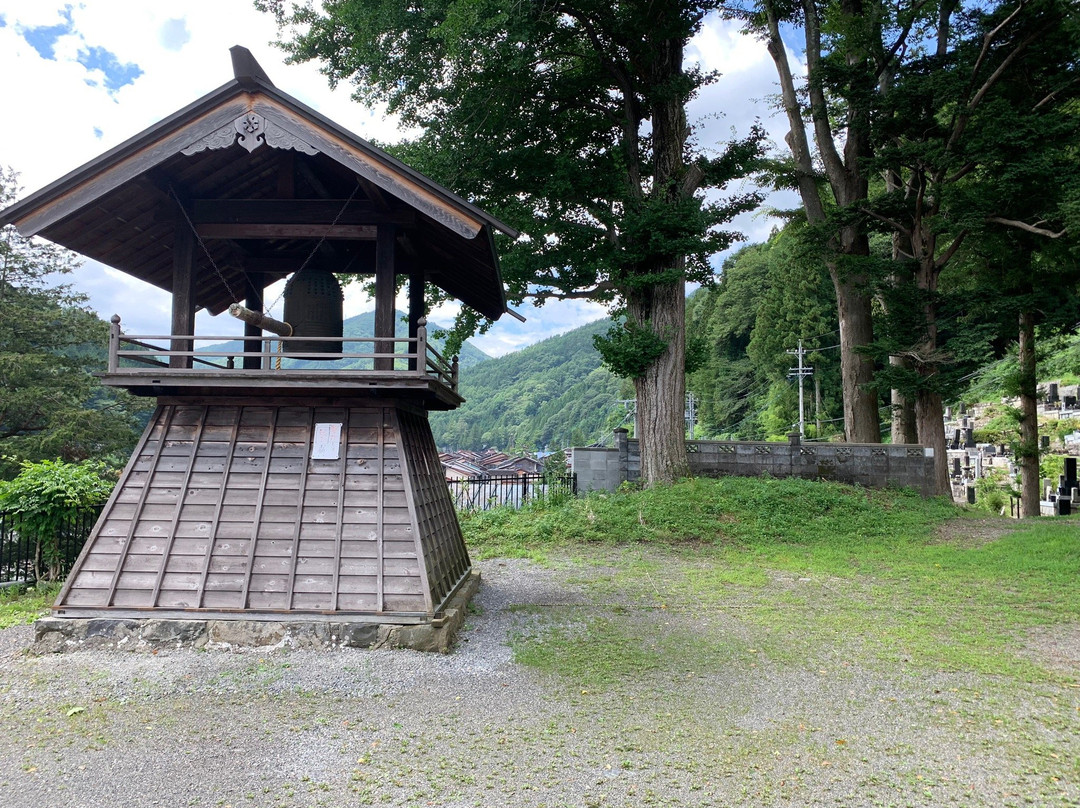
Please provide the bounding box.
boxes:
[1,552,1078,808]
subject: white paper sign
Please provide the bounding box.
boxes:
[312,422,342,460]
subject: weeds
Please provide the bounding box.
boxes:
[0,582,60,629]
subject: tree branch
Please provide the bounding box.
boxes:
[987,217,1067,238]
[527,282,616,303]
[1033,77,1080,111]
[761,0,827,223]
[935,229,968,269]
[876,0,929,79]
[860,207,912,239]
[800,0,848,196]
[945,161,976,184]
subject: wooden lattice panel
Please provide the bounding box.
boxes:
[57,401,469,619]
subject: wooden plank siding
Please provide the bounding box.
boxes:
[56,402,471,620]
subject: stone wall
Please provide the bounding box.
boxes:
[573,430,936,496]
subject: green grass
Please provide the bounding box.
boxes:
[463,476,958,560]
[470,477,1080,686]
[0,582,61,629]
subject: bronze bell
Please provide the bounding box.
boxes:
[282,265,344,356]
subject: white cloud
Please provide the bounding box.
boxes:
[159,18,191,52]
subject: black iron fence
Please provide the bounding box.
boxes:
[0,509,100,585]
[447,473,577,512]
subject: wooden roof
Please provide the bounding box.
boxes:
[0,47,515,320]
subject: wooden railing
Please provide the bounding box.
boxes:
[106,315,459,393]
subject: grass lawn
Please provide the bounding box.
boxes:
[463,476,1080,683]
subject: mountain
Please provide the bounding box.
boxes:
[199,310,491,370]
[429,318,626,451]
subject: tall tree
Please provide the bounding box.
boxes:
[865,0,1080,494]
[746,0,1080,493]
[0,167,143,477]
[258,0,764,484]
[744,0,886,444]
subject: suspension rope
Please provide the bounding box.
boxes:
[168,180,363,316]
[168,185,242,304]
[263,180,363,315]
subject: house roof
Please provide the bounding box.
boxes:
[0,46,516,320]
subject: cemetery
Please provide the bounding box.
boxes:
[942,388,1080,516]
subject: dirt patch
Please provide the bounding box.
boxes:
[1022,623,1080,674]
[931,515,1017,547]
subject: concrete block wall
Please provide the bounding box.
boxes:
[571,447,623,492]
[573,430,936,496]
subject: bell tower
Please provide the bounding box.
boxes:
[0,48,516,637]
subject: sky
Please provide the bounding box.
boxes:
[0,1,798,357]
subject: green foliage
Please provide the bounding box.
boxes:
[1041,453,1066,486]
[0,459,114,581]
[974,468,1011,514]
[592,320,668,380]
[684,227,842,439]
[462,475,956,559]
[0,168,144,477]
[542,449,568,477]
[0,581,62,628]
[259,0,763,310]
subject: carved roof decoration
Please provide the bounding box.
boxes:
[0,46,515,320]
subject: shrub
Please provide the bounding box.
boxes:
[0,459,113,581]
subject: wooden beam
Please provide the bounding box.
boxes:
[276,151,295,198]
[195,223,377,240]
[407,264,424,372]
[190,199,415,226]
[374,225,396,372]
[170,215,197,368]
[243,271,266,370]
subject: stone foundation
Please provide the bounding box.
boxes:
[33,571,479,655]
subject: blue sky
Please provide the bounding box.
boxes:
[0,2,798,356]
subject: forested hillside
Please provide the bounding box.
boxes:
[429,318,626,451]
[684,228,845,441]
[0,170,145,479]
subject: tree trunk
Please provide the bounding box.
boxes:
[1018,309,1040,517]
[624,27,690,486]
[630,278,689,484]
[762,0,881,447]
[890,356,918,444]
[915,388,950,496]
[912,258,949,495]
[832,271,880,442]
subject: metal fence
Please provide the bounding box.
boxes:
[447,473,577,513]
[0,509,100,585]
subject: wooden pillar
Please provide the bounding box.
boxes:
[374,225,396,372]
[170,217,197,369]
[243,271,265,370]
[407,267,424,372]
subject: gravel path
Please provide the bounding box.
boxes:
[1,553,1078,808]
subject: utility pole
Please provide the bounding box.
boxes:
[787,340,813,438]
